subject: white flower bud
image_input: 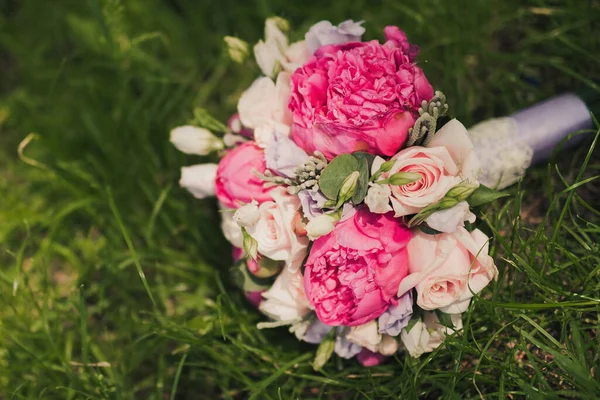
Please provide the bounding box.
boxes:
[305,214,338,240]
[233,201,260,228]
[170,126,223,155]
[179,164,218,199]
[364,184,393,214]
[222,133,247,148]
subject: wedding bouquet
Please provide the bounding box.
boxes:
[171,18,507,368]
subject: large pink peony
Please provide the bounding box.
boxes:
[303,208,412,326]
[289,26,434,160]
[215,142,272,209]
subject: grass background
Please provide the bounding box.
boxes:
[1,0,599,398]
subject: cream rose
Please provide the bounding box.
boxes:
[237,73,293,147]
[346,321,398,356]
[259,267,311,322]
[387,119,480,217]
[398,227,498,313]
[219,206,244,248]
[245,188,309,271]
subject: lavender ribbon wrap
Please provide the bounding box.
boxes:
[468,93,594,189]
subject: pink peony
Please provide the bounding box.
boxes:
[303,208,412,326]
[215,142,272,209]
[289,27,433,159]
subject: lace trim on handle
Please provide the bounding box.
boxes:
[468,117,533,190]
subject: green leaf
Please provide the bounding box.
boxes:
[418,224,442,235]
[435,309,454,328]
[313,330,336,371]
[351,153,371,204]
[467,184,510,207]
[192,108,229,133]
[318,154,359,200]
[229,261,273,292]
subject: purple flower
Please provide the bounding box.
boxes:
[264,132,309,178]
[378,291,413,337]
[334,327,362,359]
[303,319,333,344]
[298,190,328,220]
[305,20,365,55]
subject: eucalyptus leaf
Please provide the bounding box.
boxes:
[351,153,371,204]
[467,184,510,207]
[318,154,359,200]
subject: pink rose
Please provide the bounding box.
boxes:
[304,208,412,326]
[289,27,433,159]
[398,227,498,313]
[386,119,481,217]
[387,146,462,217]
[215,142,273,209]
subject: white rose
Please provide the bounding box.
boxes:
[179,164,218,199]
[401,312,462,358]
[425,201,476,233]
[219,207,243,248]
[346,321,398,356]
[305,214,337,240]
[397,227,498,313]
[282,40,309,72]
[233,201,260,228]
[245,188,308,271]
[170,126,223,156]
[254,40,283,78]
[259,267,311,322]
[364,184,393,214]
[237,73,292,147]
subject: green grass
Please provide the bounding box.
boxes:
[1,0,599,398]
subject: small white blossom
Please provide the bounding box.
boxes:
[233,201,261,228]
[364,184,393,214]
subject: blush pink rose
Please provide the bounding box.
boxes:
[387,146,462,217]
[215,142,273,209]
[303,208,412,326]
[289,27,433,159]
[397,227,498,313]
[386,119,481,217]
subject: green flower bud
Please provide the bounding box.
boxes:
[336,171,360,208]
[446,182,479,202]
